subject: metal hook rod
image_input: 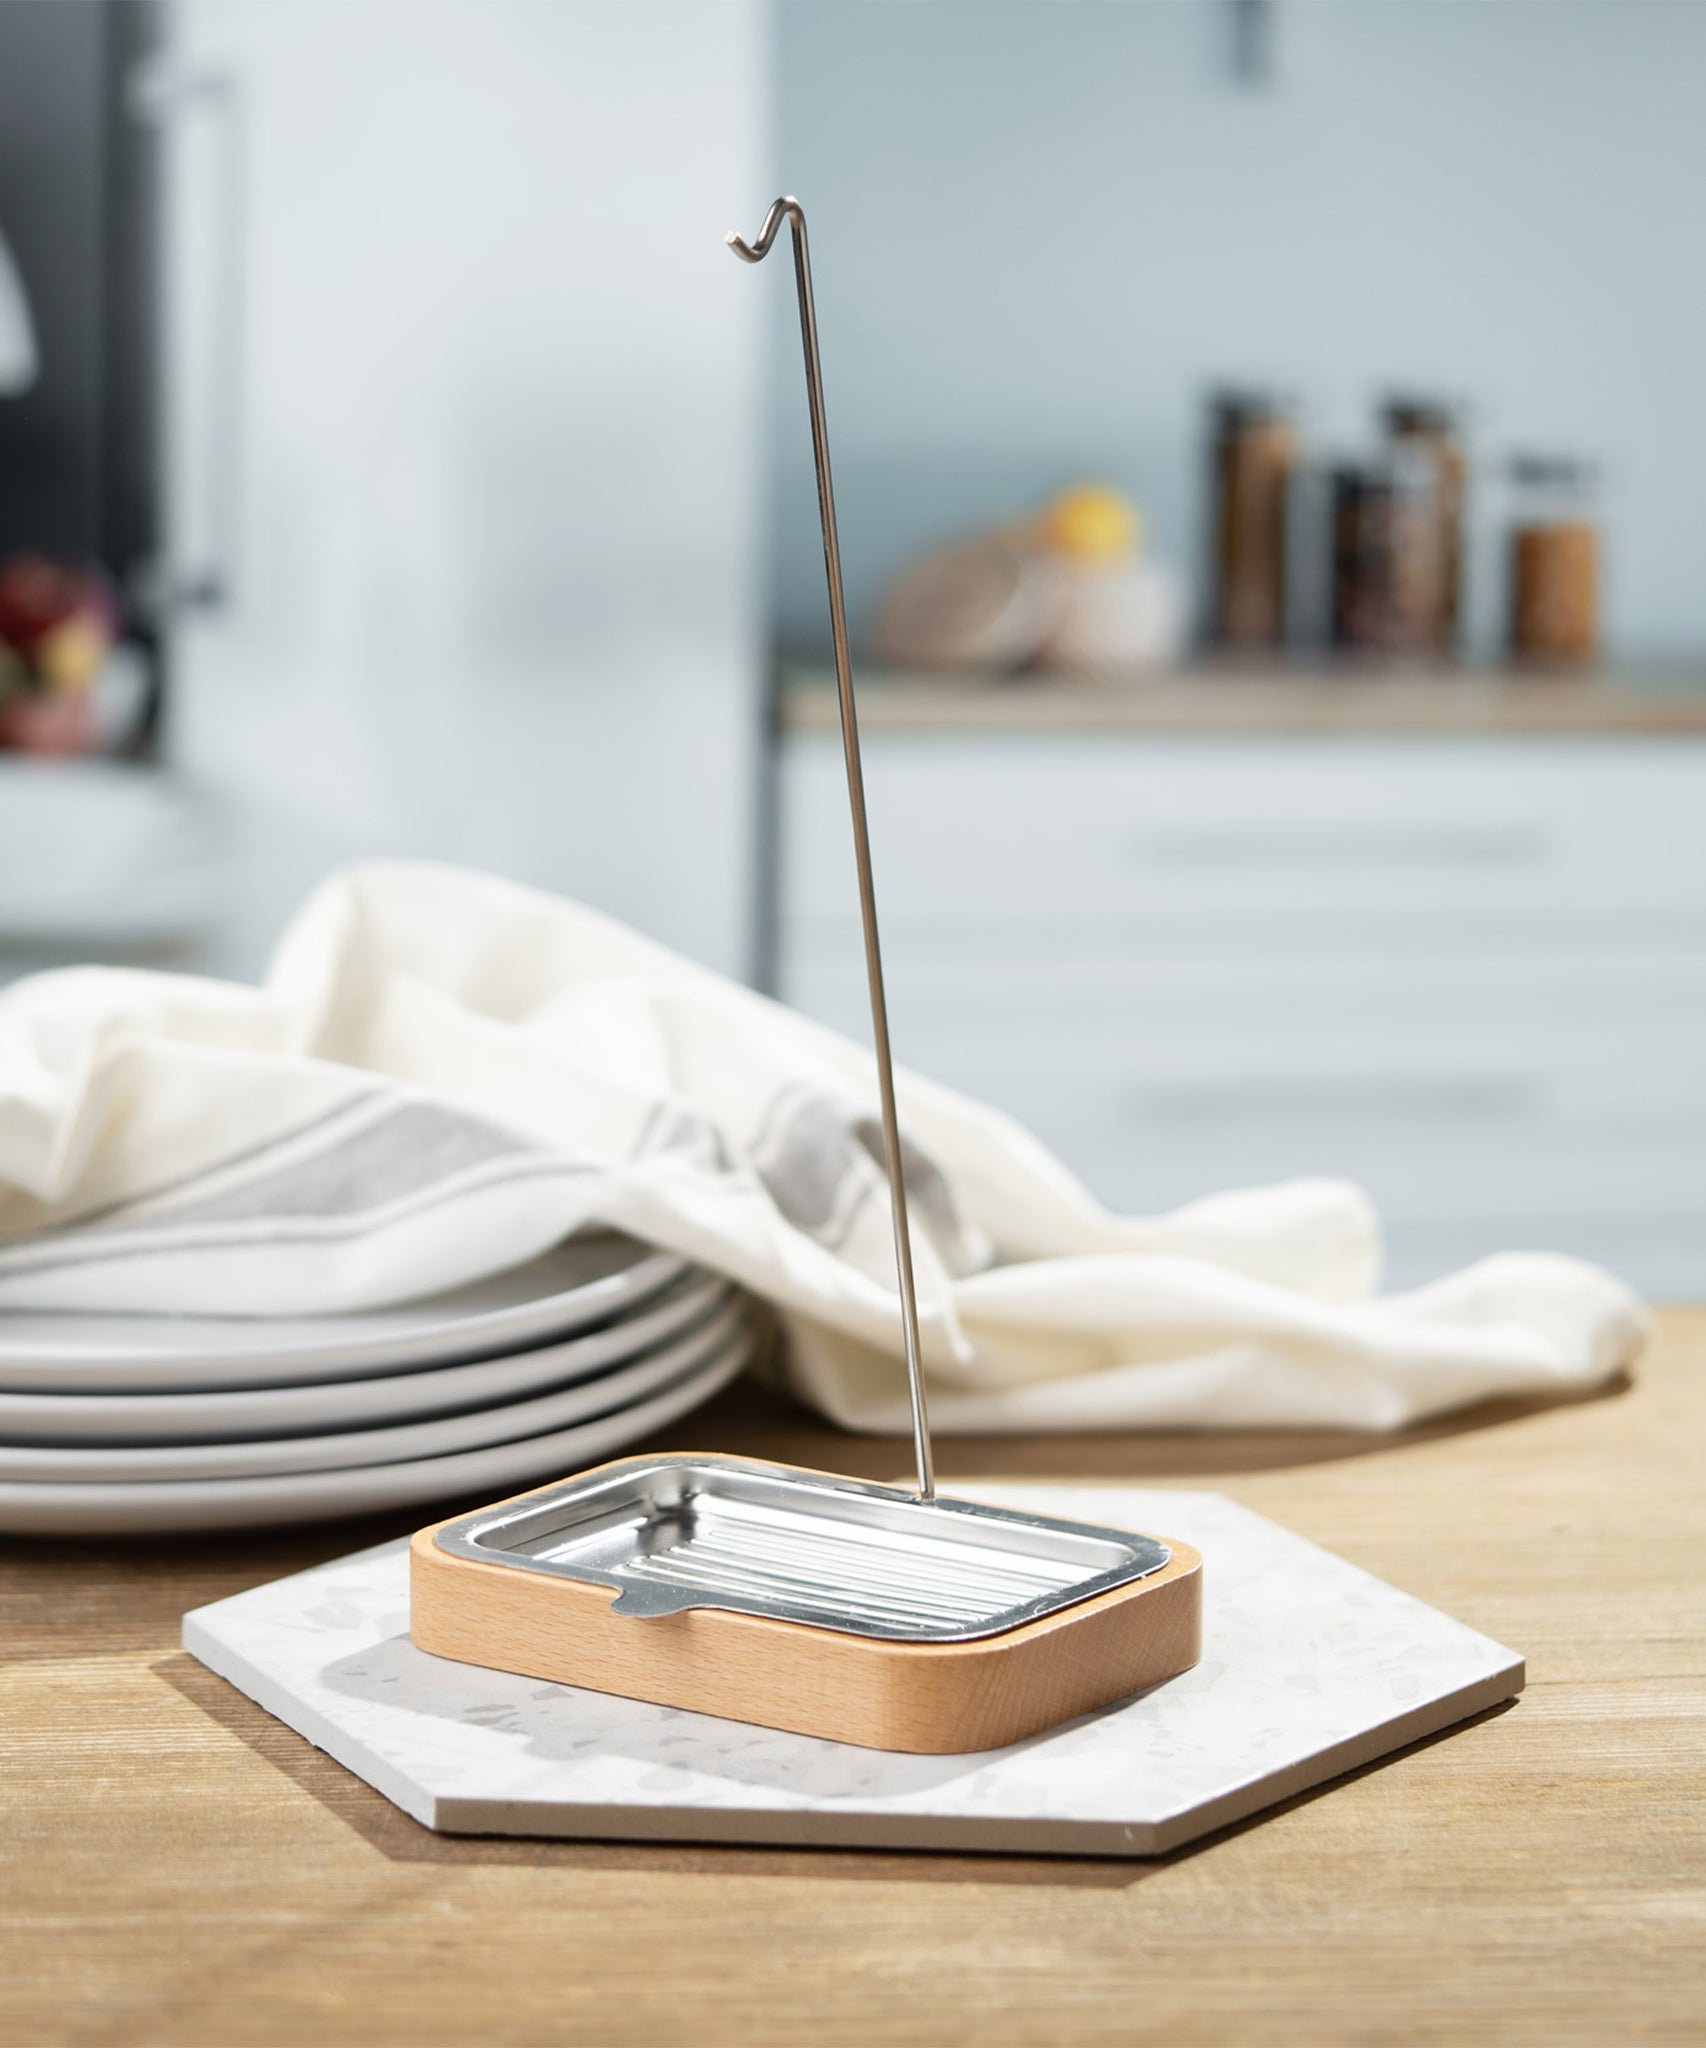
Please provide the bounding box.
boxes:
[728,196,935,1503]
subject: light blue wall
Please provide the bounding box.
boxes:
[770,0,1706,664]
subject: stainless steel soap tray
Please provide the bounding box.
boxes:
[430,1454,1172,1645]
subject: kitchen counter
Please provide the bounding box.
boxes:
[780,662,1706,734]
[3,1312,1702,2046]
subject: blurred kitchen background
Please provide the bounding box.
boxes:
[2,0,1704,1294]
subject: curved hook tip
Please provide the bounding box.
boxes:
[726,195,800,265]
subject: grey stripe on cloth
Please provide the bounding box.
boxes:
[747,1084,977,1264]
[24,1090,387,1237]
[0,1074,955,1286]
[850,1113,966,1254]
[748,1083,878,1252]
[0,1098,552,1279]
[149,1098,532,1230]
[629,1097,732,1172]
[0,1154,605,1282]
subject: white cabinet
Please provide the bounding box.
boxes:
[0,758,223,977]
[160,2,770,979]
[776,719,1706,1296]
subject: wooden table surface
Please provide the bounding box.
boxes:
[3,1311,1702,2047]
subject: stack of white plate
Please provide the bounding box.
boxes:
[0,1233,753,1535]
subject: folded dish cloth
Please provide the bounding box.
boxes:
[0,861,1645,1432]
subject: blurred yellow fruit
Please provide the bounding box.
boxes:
[1039,485,1142,564]
[38,615,108,695]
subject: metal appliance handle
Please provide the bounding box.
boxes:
[728,197,935,1502]
[129,54,244,614]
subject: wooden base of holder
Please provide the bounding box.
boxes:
[410,1462,1203,1753]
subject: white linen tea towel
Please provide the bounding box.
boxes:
[0,861,1645,1432]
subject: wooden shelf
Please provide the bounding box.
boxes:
[779,662,1706,737]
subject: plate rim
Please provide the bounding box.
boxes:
[0,1233,691,1393]
[0,1299,749,1483]
[0,1272,734,1445]
[0,1334,751,1534]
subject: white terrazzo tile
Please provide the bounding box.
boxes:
[182,1486,1522,1857]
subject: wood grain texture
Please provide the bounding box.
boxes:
[409,1462,1202,1752]
[781,664,1706,735]
[1,1313,1703,2047]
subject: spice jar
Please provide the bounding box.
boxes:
[1330,450,1440,657]
[1207,393,1296,649]
[1384,398,1466,654]
[1508,455,1599,666]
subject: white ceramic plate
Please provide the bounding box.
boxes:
[0,1328,750,1535]
[0,1232,690,1394]
[0,1299,749,1484]
[0,1273,732,1447]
